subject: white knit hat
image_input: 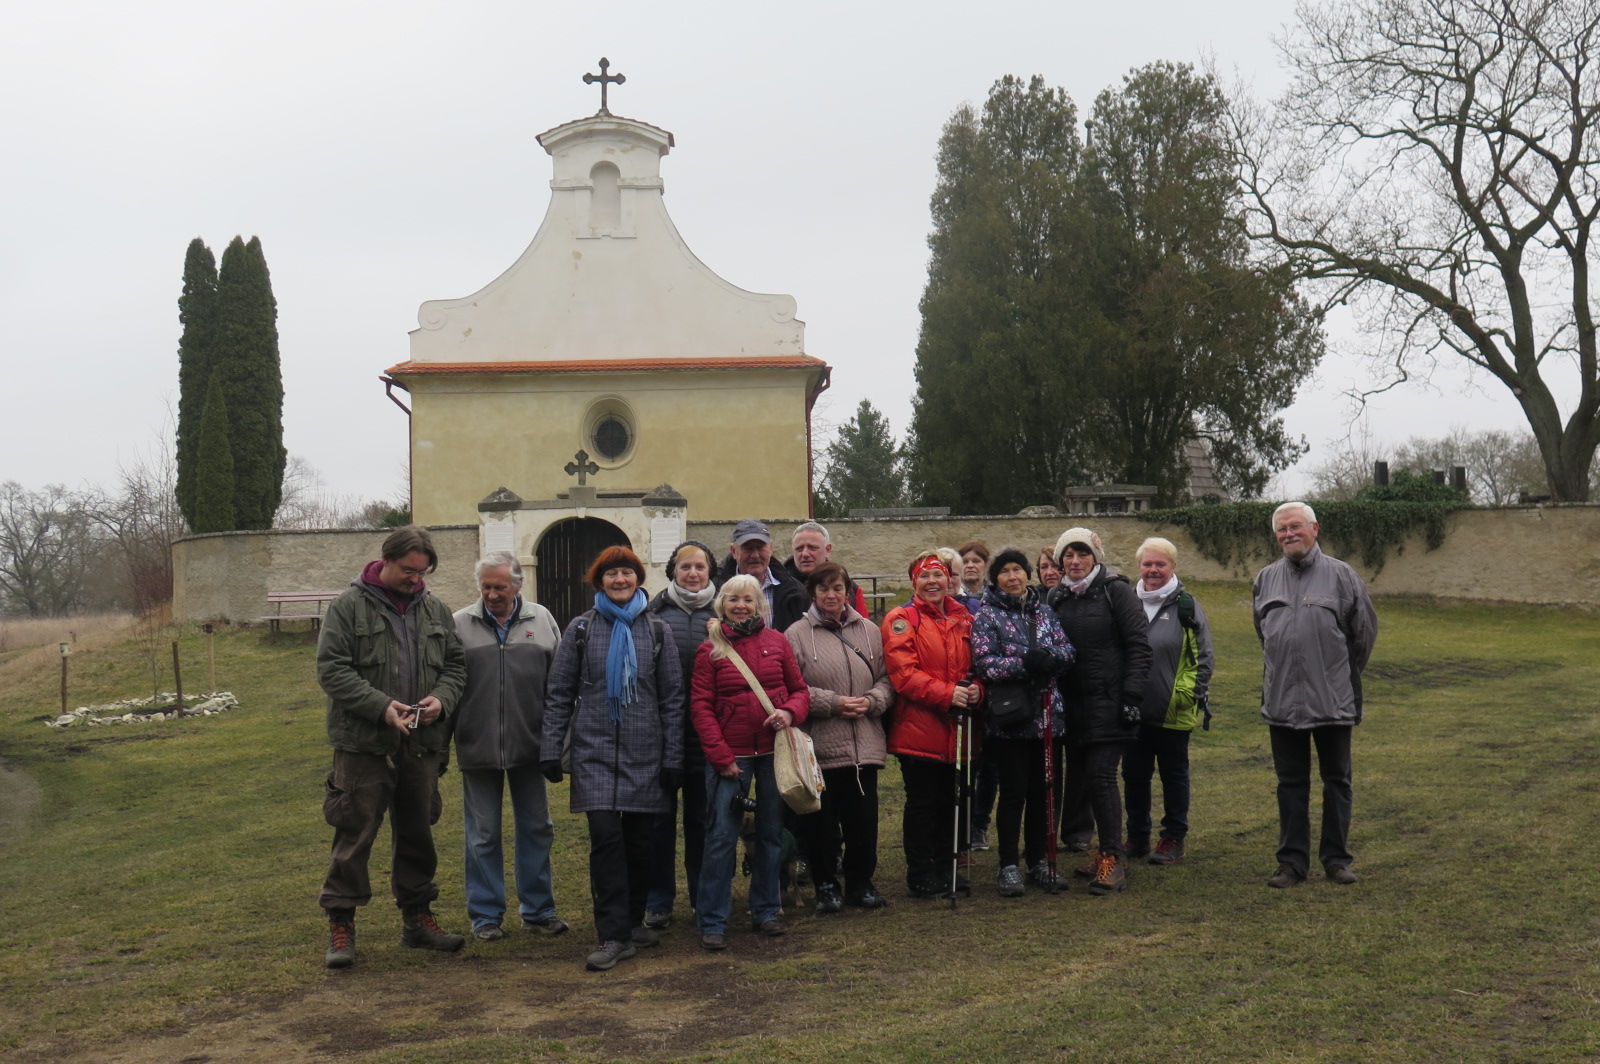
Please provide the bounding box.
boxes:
[1054,527,1105,566]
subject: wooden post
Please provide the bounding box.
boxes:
[60,644,69,715]
[204,623,216,694]
[171,641,184,711]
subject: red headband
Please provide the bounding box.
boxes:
[910,556,949,580]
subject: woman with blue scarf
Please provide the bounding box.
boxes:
[541,546,685,972]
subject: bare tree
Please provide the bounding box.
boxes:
[1232,0,1600,500]
[0,482,96,617]
[83,442,187,615]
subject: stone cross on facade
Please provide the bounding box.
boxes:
[564,450,600,486]
[582,58,626,115]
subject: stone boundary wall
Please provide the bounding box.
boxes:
[171,506,1600,623]
[172,526,480,623]
[690,505,1600,607]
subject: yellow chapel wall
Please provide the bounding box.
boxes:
[407,367,816,526]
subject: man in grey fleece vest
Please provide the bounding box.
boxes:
[1253,502,1378,889]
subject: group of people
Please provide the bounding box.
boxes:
[314,502,1377,971]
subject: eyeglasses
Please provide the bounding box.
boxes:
[399,565,430,577]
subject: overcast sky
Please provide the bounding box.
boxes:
[3,0,1539,507]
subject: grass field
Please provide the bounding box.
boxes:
[0,584,1596,1063]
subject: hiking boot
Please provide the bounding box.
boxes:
[971,826,991,851]
[1125,836,1151,860]
[523,915,570,935]
[400,909,465,952]
[1325,864,1359,885]
[1072,854,1097,878]
[1028,860,1065,891]
[585,939,637,971]
[956,851,974,870]
[631,926,660,947]
[845,883,887,910]
[324,911,356,969]
[642,910,671,930]
[700,933,727,951]
[997,864,1025,898]
[1149,837,1186,865]
[1088,852,1127,895]
[815,882,843,915]
[1267,864,1306,889]
[754,918,787,937]
[472,923,504,941]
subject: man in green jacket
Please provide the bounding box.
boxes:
[317,526,468,968]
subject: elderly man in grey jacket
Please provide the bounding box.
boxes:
[453,551,569,941]
[1253,502,1378,889]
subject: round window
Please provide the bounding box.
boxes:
[593,414,632,461]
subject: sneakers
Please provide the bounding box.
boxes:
[1149,837,1186,865]
[631,926,661,947]
[1028,860,1065,891]
[845,883,887,910]
[971,827,992,851]
[1325,864,1359,885]
[585,939,637,971]
[700,933,727,951]
[1087,851,1127,895]
[997,865,1025,898]
[472,923,504,941]
[324,911,356,969]
[642,910,672,930]
[956,851,973,870]
[815,882,843,915]
[1267,864,1306,889]
[523,915,570,935]
[753,918,787,937]
[1125,836,1151,860]
[400,909,465,952]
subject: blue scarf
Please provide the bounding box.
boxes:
[593,589,647,723]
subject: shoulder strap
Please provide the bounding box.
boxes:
[1177,591,1197,631]
[723,642,780,719]
[648,615,669,662]
[825,626,873,672]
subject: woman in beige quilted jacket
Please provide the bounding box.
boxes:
[785,562,895,914]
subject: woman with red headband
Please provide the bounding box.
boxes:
[881,550,983,898]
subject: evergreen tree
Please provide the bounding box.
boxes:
[174,238,217,528]
[191,373,236,534]
[815,399,907,517]
[212,235,286,529]
[1076,62,1319,502]
[909,75,1091,513]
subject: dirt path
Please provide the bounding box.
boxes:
[22,935,788,1063]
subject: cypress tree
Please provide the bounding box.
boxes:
[174,238,218,528]
[191,373,236,534]
[213,235,286,529]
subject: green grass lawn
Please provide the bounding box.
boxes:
[0,584,1596,1063]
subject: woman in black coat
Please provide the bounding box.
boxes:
[1047,527,1151,895]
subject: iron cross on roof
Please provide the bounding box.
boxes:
[583,57,625,115]
[565,450,600,486]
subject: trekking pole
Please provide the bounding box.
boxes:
[1042,686,1060,894]
[950,708,964,910]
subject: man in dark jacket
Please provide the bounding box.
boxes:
[452,551,570,942]
[1254,502,1378,889]
[719,519,808,633]
[317,526,468,969]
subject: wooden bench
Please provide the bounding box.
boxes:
[262,590,342,632]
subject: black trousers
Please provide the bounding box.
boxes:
[1269,725,1354,876]
[897,755,966,886]
[990,736,1059,868]
[798,765,879,892]
[1059,740,1127,855]
[585,810,653,943]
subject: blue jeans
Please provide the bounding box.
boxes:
[460,765,557,931]
[697,755,782,934]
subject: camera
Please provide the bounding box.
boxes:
[730,792,758,814]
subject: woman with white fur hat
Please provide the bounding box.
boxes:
[1047,527,1152,895]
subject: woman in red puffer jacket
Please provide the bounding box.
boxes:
[690,574,809,950]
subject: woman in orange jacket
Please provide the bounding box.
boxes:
[881,551,983,898]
